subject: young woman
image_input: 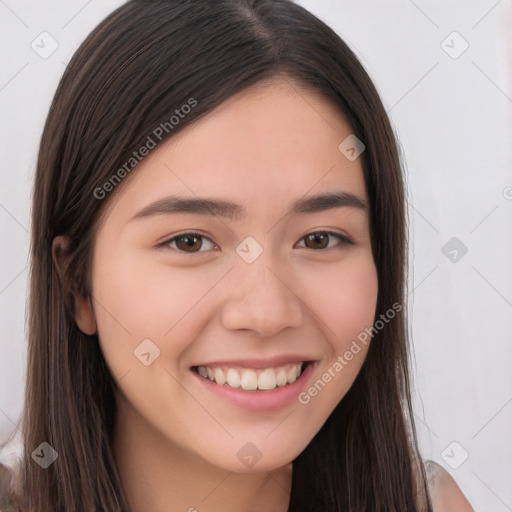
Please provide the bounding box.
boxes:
[0,0,474,510]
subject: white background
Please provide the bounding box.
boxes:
[0,1,511,510]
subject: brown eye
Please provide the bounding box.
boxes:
[299,231,353,250]
[304,232,329,249]
[175,234,202,252]
[159,232,218,255]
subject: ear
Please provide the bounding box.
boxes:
[51,235,97,336]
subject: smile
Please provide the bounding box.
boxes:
[192,362,308,391]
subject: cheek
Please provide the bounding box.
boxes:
[303,252,378,346]
[90,250,217,372]
[296,254,378,420]
[336,257,378,342]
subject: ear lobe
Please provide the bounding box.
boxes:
[52,235,97,336]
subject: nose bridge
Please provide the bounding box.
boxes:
[221,245,303,337]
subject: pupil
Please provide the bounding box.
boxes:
[178,235,201,251]
[307,233,327,249]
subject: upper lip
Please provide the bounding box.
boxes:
[192,355,317,369]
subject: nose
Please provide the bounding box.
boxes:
[220,254,304,338]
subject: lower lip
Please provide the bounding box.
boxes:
[191,362,316,412]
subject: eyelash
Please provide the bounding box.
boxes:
[156,230,354,256]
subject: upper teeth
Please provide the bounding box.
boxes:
[196,362,305,391]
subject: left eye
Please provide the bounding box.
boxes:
[157,230,353,255]
[295,231,353,250]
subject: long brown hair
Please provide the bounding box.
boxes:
[11,0,432,510]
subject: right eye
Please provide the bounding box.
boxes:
[157,232,219,256]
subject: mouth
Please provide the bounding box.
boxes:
[191,361,312,392]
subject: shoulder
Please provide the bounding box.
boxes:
[425,460,474,512]
[0,462,17,511]
[0,433,23,512]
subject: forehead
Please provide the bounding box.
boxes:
[96,78,367,230]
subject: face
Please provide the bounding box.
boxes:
[79,77,378,473]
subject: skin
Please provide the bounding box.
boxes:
[52,77,471,511]
[426,461,474,511]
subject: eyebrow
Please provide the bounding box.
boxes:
[130,191,367,222]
